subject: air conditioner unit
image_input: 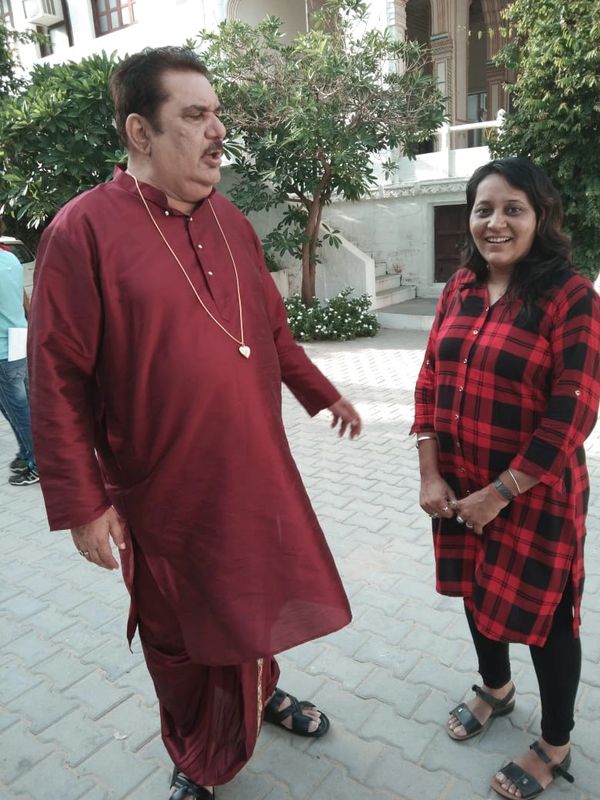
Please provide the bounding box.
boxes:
[22,0,64,26]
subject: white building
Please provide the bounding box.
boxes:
[2,0,512,316]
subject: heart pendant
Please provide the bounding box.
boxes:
[239,344,251,358]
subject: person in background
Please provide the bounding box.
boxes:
[0,217,38,486]
[412,157,600,799]
[28,47,361,800]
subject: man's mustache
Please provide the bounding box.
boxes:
[204,141,224,156]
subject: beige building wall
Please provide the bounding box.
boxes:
[227,0,308,36]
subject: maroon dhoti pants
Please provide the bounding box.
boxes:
[131,544,279,787]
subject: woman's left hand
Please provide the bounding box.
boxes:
[452,484,509,535]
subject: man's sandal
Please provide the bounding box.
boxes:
[447,683,516,741]
[490,740,574,799]
[264,687,330,737]
[170,767,214,800]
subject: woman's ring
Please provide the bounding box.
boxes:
[456,515,465,524]
[465,521,474,529]
[78,549,90,557]
[442,505,449,513]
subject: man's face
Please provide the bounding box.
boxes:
[145,70,226,205]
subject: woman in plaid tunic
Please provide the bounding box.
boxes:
[413,158,600,799]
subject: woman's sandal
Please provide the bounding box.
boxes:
[169,767,214,800]
[263,686,330,737]
[447,683,516,741]
[490,740,574,799]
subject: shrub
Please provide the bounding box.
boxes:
[284,288,379,342]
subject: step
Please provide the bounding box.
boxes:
[376,297,437,331]
[373,284,416,310]
[375,273,403,293]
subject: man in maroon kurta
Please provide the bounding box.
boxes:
[28,48,360,799]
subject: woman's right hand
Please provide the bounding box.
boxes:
[419,475,457,519]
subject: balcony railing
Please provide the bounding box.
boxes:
[437,110,506,178]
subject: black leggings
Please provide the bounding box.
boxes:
[464,588,581,746]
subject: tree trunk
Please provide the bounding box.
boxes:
[301,195,325,305]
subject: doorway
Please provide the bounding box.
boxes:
[434,204,468,282]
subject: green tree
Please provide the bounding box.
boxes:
[0,52,124,238]
[197,0,446,303]
[0,19,41,97]
[492,0,600,279]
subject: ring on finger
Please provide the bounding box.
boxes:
[430,512,439,519]
[456,515,465,524]
[442,505,450,513]
[465,521,474,529]
[78,549,90,557]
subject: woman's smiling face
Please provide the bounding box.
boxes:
[469,173,537,274]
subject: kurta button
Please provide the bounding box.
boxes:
[473,329,479,335]
[455,414,459,419]
[164,210,170,216]
[458,386,463,392]
[197,244,203,249]
[459,467,466,473]
[575,390,581,396]
[463,358,468,364]
[207,271,213,276]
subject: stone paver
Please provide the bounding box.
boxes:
[1,328,599,799]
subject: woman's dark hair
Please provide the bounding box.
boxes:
[110,46,209,147]
[461,157,572,313]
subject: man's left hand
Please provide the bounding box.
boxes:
[328,397,362,439]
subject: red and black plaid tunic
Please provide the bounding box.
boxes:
[413,267,600,645]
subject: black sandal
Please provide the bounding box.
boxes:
[490,740,574,799]
[264,687,330,737]
[169,767,214,800]
[447,683,516,741]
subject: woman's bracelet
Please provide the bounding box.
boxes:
[491,478,515,502]
[506,467,522,495]
[415,434,437,449]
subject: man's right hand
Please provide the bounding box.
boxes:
[71,507,126,570]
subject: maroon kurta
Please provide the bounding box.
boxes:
[412,268,600,646]
[29,166,351,666]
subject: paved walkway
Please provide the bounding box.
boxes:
[1,329,598,800]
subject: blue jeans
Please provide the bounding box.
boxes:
[0,358,36,468]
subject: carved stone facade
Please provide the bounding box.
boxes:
[400,0,510,131]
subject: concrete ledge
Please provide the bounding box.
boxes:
[376,297,436,331]
[377,311,434,331]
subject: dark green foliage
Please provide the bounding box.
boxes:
[0,20,42,97]
[493,0,600,279]
[284,288,379,341]
[0,52,125,238]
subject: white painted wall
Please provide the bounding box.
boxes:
[323,184,467,292]
[19,0,227,68]
[233,0,307,36]
[315,234,376,303]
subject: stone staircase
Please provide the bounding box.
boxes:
[374,267,436,331]
[373,272,416,309]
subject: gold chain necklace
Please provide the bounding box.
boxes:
[131,173,251,358]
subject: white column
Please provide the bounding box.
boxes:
[386,0,408,40]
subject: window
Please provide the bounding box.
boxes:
[0,0,14,27]
[93,0,135,36]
